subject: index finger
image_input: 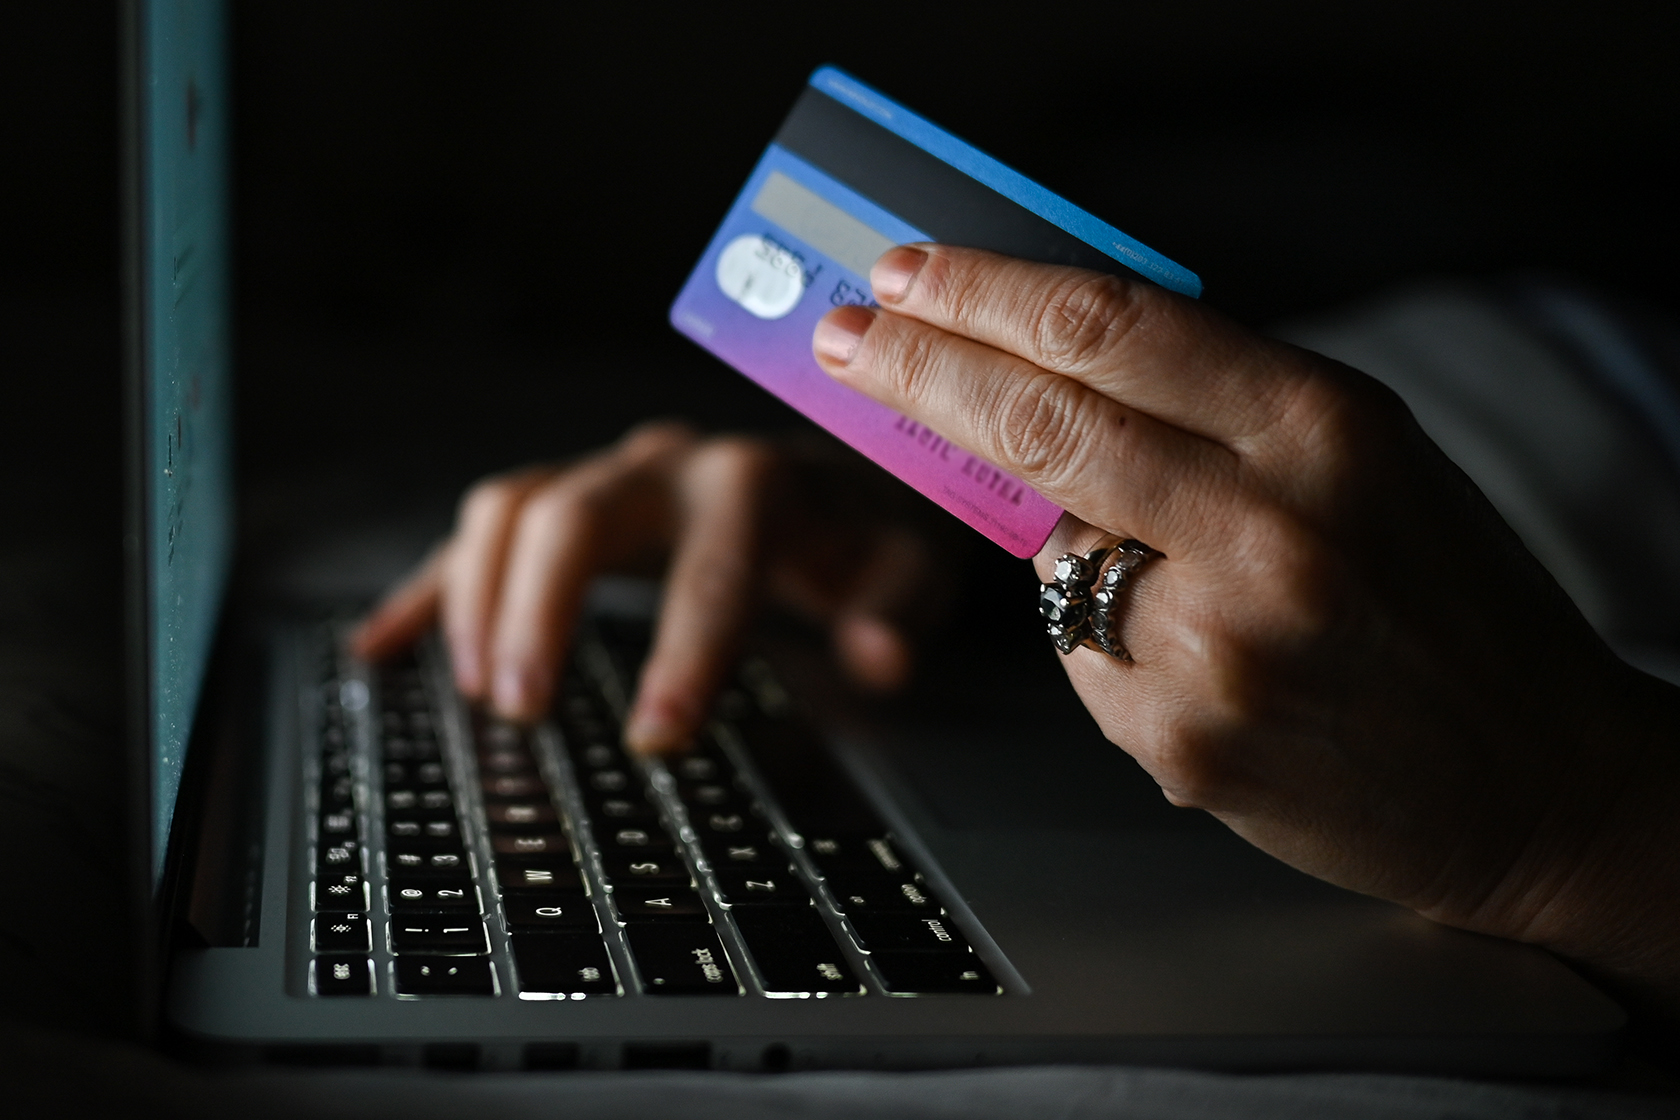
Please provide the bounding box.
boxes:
[624,438,775,755]
[869,244,1311,445]
[350,544,447,662]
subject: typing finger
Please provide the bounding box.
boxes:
[441,468,550,699]
[349,543,447,662]
[625,438,776,755]
[832,528,932,692]
[486,426,694,722]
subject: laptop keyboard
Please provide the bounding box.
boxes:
[303,617,1002,1001]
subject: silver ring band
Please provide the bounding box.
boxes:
[1038,539,1158,659]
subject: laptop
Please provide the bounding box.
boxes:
[126,0,1626,1074]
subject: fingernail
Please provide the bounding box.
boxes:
[813,306,875,365]
[871,245,927,303]
[492,665,527,716]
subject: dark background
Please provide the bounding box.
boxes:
[8,1,1680,529]
[2,0,1679,1041]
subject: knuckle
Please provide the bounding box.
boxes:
[1030,274,1141,370]
[458,473,526,525]
[1145,720,1235,810]
[992,372,1105,482]
[682,440,778,527]
[1197,627,1271,728]
[619,418,698,455]
[1258,361,1409,505]
[519,477,599,541]
[881,322,946,406]
[692,435,776,483]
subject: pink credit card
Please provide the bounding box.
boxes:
[669,68,1200,557]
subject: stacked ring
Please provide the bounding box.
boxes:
[1037,539,1158,659]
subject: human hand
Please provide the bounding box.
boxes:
[352,422,938,754]
[813,244,1680,1010]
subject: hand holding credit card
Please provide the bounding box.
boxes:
[670,67,1199,557]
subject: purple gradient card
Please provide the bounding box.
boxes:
[669,68,1199,558]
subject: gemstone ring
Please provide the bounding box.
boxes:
[1037,539,1158,659]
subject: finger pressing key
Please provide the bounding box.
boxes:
[625,438,775,755]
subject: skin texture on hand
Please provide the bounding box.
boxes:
[352,423,940,756]
[813,243,1680,1021]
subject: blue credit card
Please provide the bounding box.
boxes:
[670,66,1199,557]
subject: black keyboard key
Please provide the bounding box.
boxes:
[388,848,468,874]
[698,833,779,869]
[492,832,568,856]
[848,913,970,953]
[486,802,558,831]
[477,720,525,750]
[416,761,447,785]
[691,809,759,841]
[601,851,690,884]
[587,794,659,824]
[713,867,807,907]
[565,719,616,749]
[670,753,725,783]
[386,817,460,842]
[481,773,544,799]
[824,871,939,914]
[600,826,672,854]
[495,855,582,892]
[510,933,617,996]
[502,890,598,932]
[312,913,371,953]
[613,885,707,921]
[624,923,739,995]
[388,875,479,912]
[734,908,862,995]
[386,734,440,762]
[317,841,363,874]
[806,834,907,878]
[390,917,489,955]
[394,955,496,996]
[479,748,535,776]
[574,742,623,770]
[385,788,455,812]
[678,782,748,812]
[311,955,375,996]
[319,810,358,839]
[872,951,1000,994]
[586,768,634,794]
[321,774,356,810]
[313,872,369,911]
